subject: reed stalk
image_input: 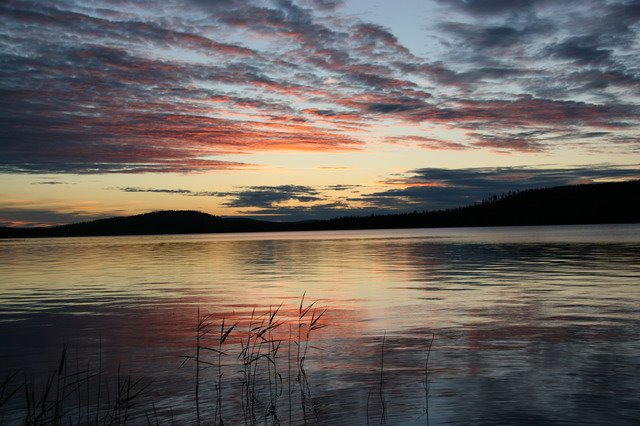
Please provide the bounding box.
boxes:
[2,296,440,425]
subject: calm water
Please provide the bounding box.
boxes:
[1,224,639,424]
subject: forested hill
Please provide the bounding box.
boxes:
[321,179,640,230]
[0,211,282,238]
[1,180,638,238]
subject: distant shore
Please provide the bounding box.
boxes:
[1,180,638,239]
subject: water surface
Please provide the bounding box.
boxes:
[1,224,639,424]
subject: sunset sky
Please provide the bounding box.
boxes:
[1,0,639,226]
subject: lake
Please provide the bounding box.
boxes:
[1,224,639,424]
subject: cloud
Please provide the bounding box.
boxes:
[0,1,366,174]
[31,180,70,185]
[233,202,357,219]
[385,135,470,151]
[432,0,640,106]
[219,185,323,208]
[439,21,553,50]
[0,0,639,176]
[0,3,258,57]
[0,38,364,173]
[114,165,640,215]
[351,23,411,57]
[119,187,194,194]
[117,187,226,196]
[360,165,640,210]
[0,198,127,227]
[453,97,639,128]
[112,184,370,220]
[0,159,250,175]
[546,36,613,66]
[0,208,114,227]
[305,0,345,10]
[324,184,361,191]
[470,133,545,153]
[8,164,639,225]
[436,0,556,16]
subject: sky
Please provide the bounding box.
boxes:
[1,0,639,226]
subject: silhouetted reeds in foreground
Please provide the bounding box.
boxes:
[177,294,328,425]
[0,344,150,425]
[1,296,435,425]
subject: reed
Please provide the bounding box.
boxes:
[179,294,327,425]
[379,332,386,425]
[0,344,151,425]
[2,296,436,425]
[0,370,21,423]
[425,332,435,426]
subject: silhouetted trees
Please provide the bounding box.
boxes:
[1,180,638,238]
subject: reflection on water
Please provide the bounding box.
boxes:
[1,224,639,424]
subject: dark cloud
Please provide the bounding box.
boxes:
[31,181,70,185]
[0,2,257,57]
[221,185,323,208]
[233,202,351,219]
[439,21,553,50]
[453,96,639,128]
[112,184,369,220]
[338,93,639,138]
[397,165,640,189]
[119,187,194,194]
[470,133,545,153]
[351,23,410,57]
[192,185,380,221]
[546,36,613,66]
[0,0,365,174]
[562,69,640,93]
[117,187,228,197]
[124,184,369,220]
[587,1,640,47]
[0,159,249,175]
[366,102,420,114]
[213,0,341,49]
[0,37,363,173]
[437,0,555,15]
[361,165,640,210]
[305,0,344,10]
[324,184,362,191]
[432,0,640,109]
[187,0,246,9]
[385,135,470,151]
[0,0,639,176]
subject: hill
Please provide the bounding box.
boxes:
[319,179,640,230]
[0,210,283,238]
[1,180,638,238]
